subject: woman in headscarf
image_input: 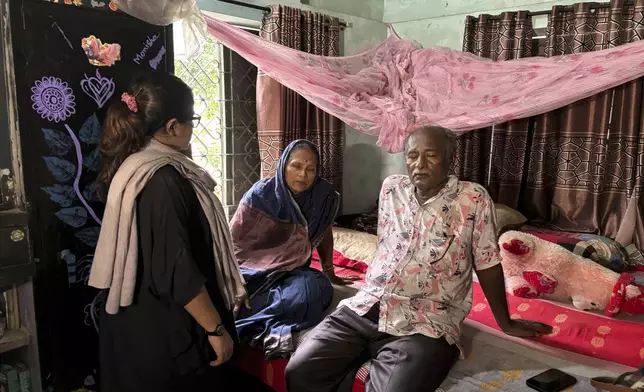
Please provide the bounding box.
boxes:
[231,139,357,357]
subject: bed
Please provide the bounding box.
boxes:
[236,226,644,391]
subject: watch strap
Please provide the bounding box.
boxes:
[206,324,226,337]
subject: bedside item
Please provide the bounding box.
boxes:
[526,369,577,392]
[591,369,644,392]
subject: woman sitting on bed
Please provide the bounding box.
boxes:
[231,139,357,357]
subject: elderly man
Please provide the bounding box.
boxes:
[285,126,552,392]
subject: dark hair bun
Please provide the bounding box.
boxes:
[97,72,194,195]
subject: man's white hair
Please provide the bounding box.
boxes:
[404,125,458,165]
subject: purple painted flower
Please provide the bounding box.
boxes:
[31,76,76,123]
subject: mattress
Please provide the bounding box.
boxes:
[235,228,640,392]
[468,279,644,368]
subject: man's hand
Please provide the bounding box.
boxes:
[327,272,361,286]
[476,264,552,338]
[501,319,552,337]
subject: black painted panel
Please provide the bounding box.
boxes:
[9,0,173,389]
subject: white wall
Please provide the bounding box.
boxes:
[384,0,579,49]
[198,0,387,214]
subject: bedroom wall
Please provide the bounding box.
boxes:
[378,0,579,176]
[198,0,387,214]
[384,0,580,48]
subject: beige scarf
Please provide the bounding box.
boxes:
[88,140,246,314]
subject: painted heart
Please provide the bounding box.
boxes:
[80,69,115,109]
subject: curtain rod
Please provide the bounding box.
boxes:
[528,1,632,16]
[217,0,348,28]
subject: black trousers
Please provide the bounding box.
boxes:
[285,305,458,392]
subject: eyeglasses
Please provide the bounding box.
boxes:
[191,114,201,128]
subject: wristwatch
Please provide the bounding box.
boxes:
[206,324,226,337]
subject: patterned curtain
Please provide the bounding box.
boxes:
[256,5,344,193]
[458,12,534,207]
[521,0,644,248]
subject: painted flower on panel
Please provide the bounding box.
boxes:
[31,76,76,123]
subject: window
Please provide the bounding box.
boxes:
[532,27,547,57]
[175,32,261,217]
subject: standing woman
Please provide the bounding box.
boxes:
[88,72,267,392]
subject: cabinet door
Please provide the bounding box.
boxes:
[0,0,32,288]
[0,1,15,214]
[9,0,173,389]
[0,79,15,212]
[0,211,33,287]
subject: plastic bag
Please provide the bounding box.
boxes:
[113,0,206,59]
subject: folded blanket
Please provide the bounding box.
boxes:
[88,139,246,314]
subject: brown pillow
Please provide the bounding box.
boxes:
[495,204,527,235]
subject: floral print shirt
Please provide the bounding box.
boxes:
[339,175,500,350]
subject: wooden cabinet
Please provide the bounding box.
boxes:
[0,211,34,289]
[0,0,40,389]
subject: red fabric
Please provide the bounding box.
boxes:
[619,275,644,316]
[234,347,289,392]
[604,273,644,317]
[513,285,538,298]
[311,249,369,274]
[605,273,634,317]
[503,239,531,255]
[468,282,644,368]
[522,270,558,294]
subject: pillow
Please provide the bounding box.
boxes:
[571,234,630,273]
[522,226,630,273]
[332,227,378,264]
[495,204,527,235]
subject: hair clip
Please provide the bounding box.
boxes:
[121,92,138,113]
